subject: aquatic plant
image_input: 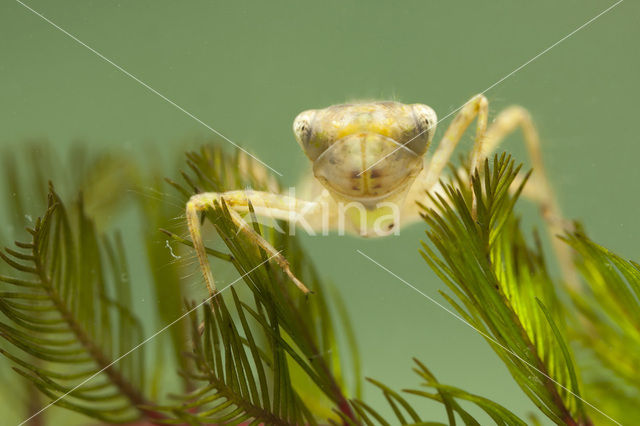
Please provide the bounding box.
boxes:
[0,143,637,425]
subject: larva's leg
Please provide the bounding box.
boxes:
[476,106,579,290]
[418,95,578,289]
[186,190,319,296]
[421,94,489,191]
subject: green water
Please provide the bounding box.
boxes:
[1,1,638,424]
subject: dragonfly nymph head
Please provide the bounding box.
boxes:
[294,101,437,209]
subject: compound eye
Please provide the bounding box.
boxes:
[294,109,332,161]
[409,104,438,155]
[293,109,314,148]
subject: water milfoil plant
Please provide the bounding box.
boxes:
[0,143,637,425]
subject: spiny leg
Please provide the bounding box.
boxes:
[477,106,579,289]
[186,190,319,297]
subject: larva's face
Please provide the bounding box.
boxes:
[293,102,437,205]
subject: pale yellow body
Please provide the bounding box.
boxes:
[186,95,576,296]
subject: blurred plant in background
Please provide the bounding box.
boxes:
[0,142,638,425]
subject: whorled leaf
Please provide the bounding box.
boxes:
[418,154,589,425]
[0,185,155,423]
[159,145,360,424]
[0,143,140,423]
[337,358,526,426]
[563,230,640,423]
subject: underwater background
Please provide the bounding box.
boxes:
[1,1,639,424]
